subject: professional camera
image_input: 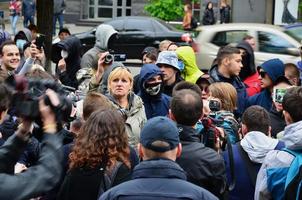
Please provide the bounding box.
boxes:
[5,75,73,123]
[209,99,221,112]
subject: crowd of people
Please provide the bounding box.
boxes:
[0,14,302,200]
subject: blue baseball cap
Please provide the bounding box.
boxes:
[140,116,179,152]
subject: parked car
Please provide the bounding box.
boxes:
[74,16,194,59]
[284,23,302,42]
[195,23,301,70]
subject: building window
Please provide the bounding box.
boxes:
[88,0,131,19]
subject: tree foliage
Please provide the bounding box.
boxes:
[144,0,184,21]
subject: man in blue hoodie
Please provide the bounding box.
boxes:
[248,58,285,111]
[138,64,170,119]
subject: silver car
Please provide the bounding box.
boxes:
[195,23,301,70]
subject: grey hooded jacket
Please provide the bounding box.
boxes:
[80,24,117,69]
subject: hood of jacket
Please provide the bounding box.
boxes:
[94,24,117,51]
[138,63,163,97]
[132,158,187,180]
[240,131,279,163]
[107,92,144,117]
[176,46,204,83]
[52,36,82,64]
[282,120,302,150]
[178,124,200,143]
[236,41,256,80]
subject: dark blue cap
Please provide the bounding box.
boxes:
[258,58,285,83]
[140,116,179,152]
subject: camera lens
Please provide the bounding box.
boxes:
[104,54,114,64]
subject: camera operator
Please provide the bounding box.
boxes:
[0,84,64,200]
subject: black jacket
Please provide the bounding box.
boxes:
[52,36,82,89]
[0,133,63,200]
[203,8,215,25]
[176,124,227,199]
[100,158,218,200]
[57,162,131,200]
[209,65,248,117]
[269,106,286,138]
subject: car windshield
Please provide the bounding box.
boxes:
[284,26,302,42]
[156,19,178,31]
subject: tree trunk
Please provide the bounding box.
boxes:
[36,0,53,73]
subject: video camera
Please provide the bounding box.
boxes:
[5,75,73,123]
[104,50,126,64]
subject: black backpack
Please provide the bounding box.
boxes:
[191,16,198,29]
[97,161,123,197]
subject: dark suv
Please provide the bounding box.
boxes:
[75,16,193,59]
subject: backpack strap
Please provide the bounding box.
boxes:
[237,143,261,187]
[97,161,123,197]
[282,148,302,200]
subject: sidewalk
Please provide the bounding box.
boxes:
[3,18,93,37]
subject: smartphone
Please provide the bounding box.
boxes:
[273,88,287,103]
[35,34,46,50]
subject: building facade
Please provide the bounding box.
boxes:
[64,0,279,25]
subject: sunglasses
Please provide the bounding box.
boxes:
[258,70,267,78]
[199,85,209,93]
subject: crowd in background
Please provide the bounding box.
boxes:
[0,1,302,200]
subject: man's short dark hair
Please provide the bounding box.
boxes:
[216,46,241,66]
[0,40,16,56]
[243,35,254,41]
[282,87,302,123]
[171,89,203,126]
[0,83,12,113]
[172,81,202,97]
[242,105,270,135]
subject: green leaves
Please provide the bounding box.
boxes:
[144,0,184,21]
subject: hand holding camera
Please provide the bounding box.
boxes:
[94,52,110,84]
[39,89,59,133]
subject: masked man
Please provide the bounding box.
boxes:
[138,64,170,119]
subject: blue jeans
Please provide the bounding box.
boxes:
[23,15,34,27]
[10,15,19,35]
[53,13,64,35]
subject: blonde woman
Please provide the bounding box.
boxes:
[107,67,146,148]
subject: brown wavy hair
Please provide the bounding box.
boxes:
[69,109,130,170]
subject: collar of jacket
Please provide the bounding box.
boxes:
[209,65,245,87]
[132,158,187,180]
[177,124,200,142]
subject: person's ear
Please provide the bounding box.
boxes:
[268,126,272,137]
[176,143,182,158]
[0,109,7,124]
[169,109,176,121]
[283,110,293,125]
[241,123,248,136]
[222,57,230,66]
[138,143,144,159]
